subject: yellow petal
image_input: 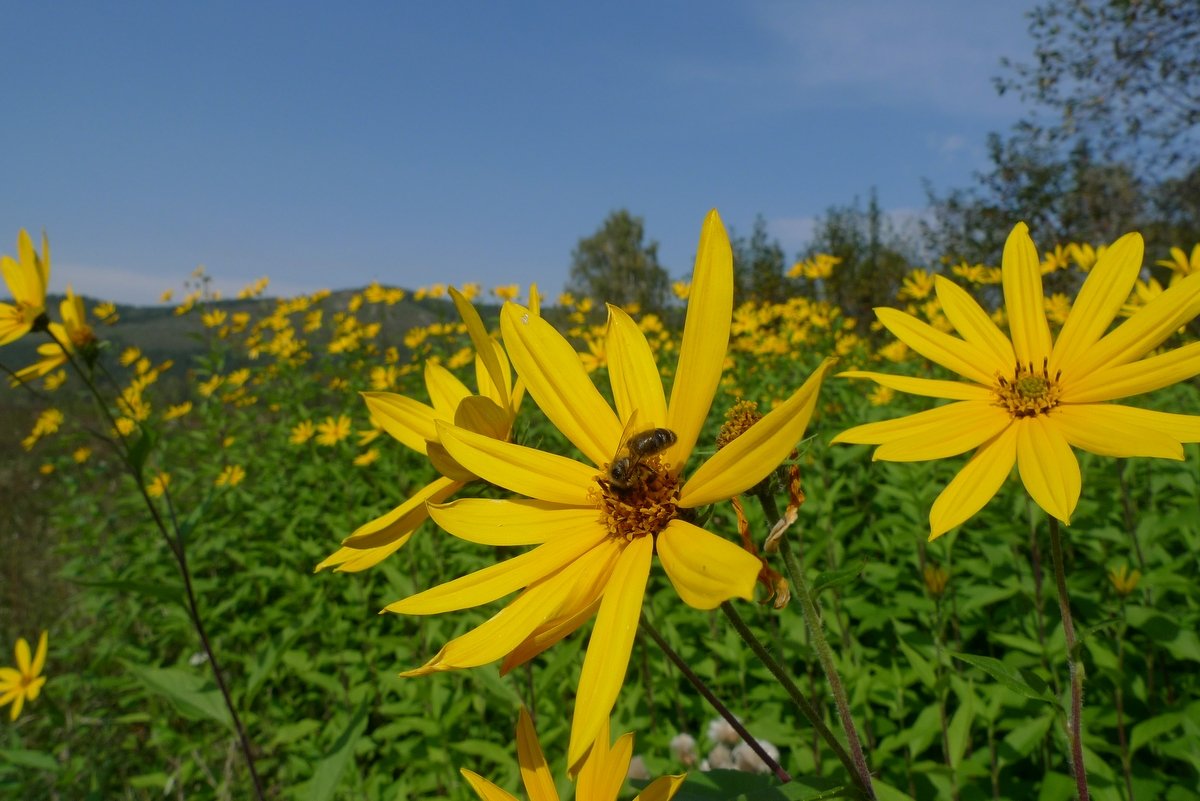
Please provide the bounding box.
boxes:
[1015,416,1080,525]
[1002,223,1052,367]
[605,305,668,431]
[1071,271,1200,377]
[362,391,436,455]
[452,286,510,408]
[31,632,47,678]
[385,524,606,615]
[438,422,596,505]
[517,707,560,801]
[1063,341,1200,403]
[400,540,618,675]
[873,403,1011,462]
[459,770,521,801]
[934,276,1015,368]
[876,308,998,385]
[568,536,653,771]
[315,540,408,573]
[1050,232,1142,377]
[657,521,759,609]
[666,210,733,473]
[475,339,514,411]
[838,370,992,401]
[501,303,621,466]
[1051,405,1184,459]
[929,425,1018,540]
[341,476,460,549]
[15,638,31,674]
[634,775,687,801]
[833,400,997,447]
[682,358,833,507]
[500,596,602,675]
[429,498,599,546]
[425,362,472,420]
[579,726,631,801]
[454,395,511,441]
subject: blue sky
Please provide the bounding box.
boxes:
[3,1,1032,304]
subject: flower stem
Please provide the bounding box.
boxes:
[638,612,791,783]
[52,329,266,800]
[755,489,876,799]
[1048,517,1089,801]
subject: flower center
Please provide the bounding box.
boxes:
[594,454,681,541]
[994,359,1061,418]
[717,400,762,449]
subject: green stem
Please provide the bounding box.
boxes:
[51,329,266,800]
[755,490,876,799]
[639,613,790,783]
[1048,517,1089,801]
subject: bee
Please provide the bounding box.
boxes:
[607,422,677,494]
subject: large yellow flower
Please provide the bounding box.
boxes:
[388,211,833,768]
[834,222,1200,539]
[317,288,534,572]
[10,287,95,385]
[0,631,48,721]
[461,708,683,801]
[0,229,50,346]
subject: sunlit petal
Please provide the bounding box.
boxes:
[362,391,436,455]
[1052,405,1184,459]
[568,536,652,771]
[385,526,607,615]
[929,426,1018,540]
[657,521,759,609]
[682,358,832,506]
[876,307,997,385]
[1050,231,1142,376]
[1063,341,1200,403]
[634,775,687,801]
[666,210,733,472]
[833,400,998,447]
[438,422,596,505]
[838,370,992,401]
[874,403,1010,462]
[452,286,510,409]
[30,632,47,678]
[341,476,460,549]
[935,276,1015,368]
[578,725,631,801]
[501,303,621,466]
[606,305,668,431]
[429,498,599,546]
[426,362,472,420]
[316,540,409,573]
[460,770,521,801]
[1002,223,1052,366]
[1016,416,1081,525]
[517,707,559,801]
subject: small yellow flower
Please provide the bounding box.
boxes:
[671,280,691,300]
[10,287,96,386]
[164,402,192,420]
[0,631,48,720]
[43,370,67,391]
[0,230,50,346]
[290,420,316,445]
[216,464,245,487]
[147,472,171,497]
[1108,564,1141,597]
[222,435,236,448]
[72,446,92,463]
[198,375,223,397]
[93,301,119,324]
[899,269,936,301]
[201,309,228,328]
[461,708,684,801]
[119,346,142,366]
[353,448,379,467]
[226,368,251,387]
[160,289,174,303]
[868,385,895,406]
[492,284,520,301]
[315,415,353,446]
[38,463,54,475]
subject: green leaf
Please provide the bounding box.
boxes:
[125,662,234,730]
[896,636,937,686]
[304,702,369,801]
[0,749,58,771]
[1130,711,1185,756]
[951,653,1057,704]
[946,686,975,770]
[72,577,183,609]
[126,428,157,476]
[812,559,867,595]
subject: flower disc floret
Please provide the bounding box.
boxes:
[995,359,1062,418]
[595,455,681,541]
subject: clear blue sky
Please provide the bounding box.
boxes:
[3,1,1032,304]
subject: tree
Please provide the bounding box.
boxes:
[567,210,669,314]
[730,214,788,305]
[996,0,1200,173]
[804,190,917,323]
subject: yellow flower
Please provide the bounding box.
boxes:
[835,223,1200,539]
[147,472,171,497]
[114,417,136,437]
[0,631,48,720]
[1108,564,1141,597]
[201,309,228,328]
[290,420,316,445]
[392,211,833,768]
[868,385,894,406]
[353,448,379,467]
[198,375,223,397]
[43,370,67,390]
[11,287,96,386]
[324,287,536,573]
[493,284,520,301]
[119,346,142,366]
[160,289,174,303]
[72,446,91,463]
[216,464,245,487]
[39,463,54,475]
[0,230,50,346]
[923,564,949,596]
[461,708,684,801]
[1157,244,1200,286]
[671,280,691,300]
[899,269,936,301]
[315,415,353,446]
[164,401,192,420]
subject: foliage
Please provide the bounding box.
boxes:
[730,215,788,306]
[567,210,671,315]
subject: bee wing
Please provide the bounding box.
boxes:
[612,408,640,462]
